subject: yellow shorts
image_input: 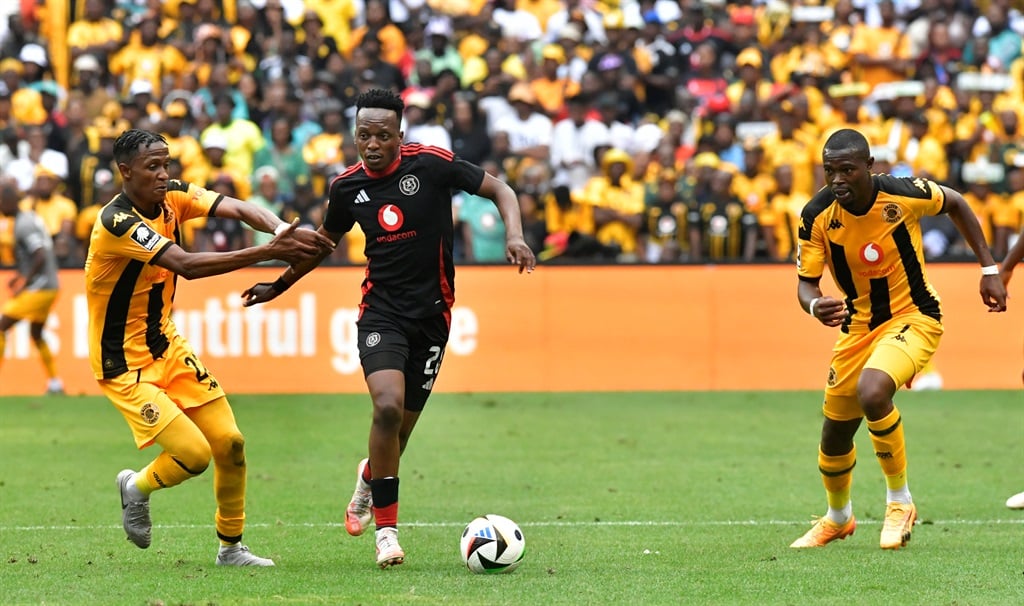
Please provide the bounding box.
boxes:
[2,289,58,323]
[823,313,943,421]
[99,333,226,448]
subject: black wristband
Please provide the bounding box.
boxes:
[271,277,291,293]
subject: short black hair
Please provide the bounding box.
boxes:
[113,129,166,164]
[356,88,404,121]
[823,128,870,158]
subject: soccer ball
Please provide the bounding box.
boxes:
[460,514,525,574]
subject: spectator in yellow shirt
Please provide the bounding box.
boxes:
[952,86,1005,165]
[346,0,407,64]
[762,102,817,201]
[847,0,913,92]
[67,0,125,63]
[19,166,77,267]
[196,131,252,202]
[302,99,346,198]
[961,162,1003,246]
[200,92,265,177]
[70,54,115,124]
[760,164,806,262]
[902,113,949,183]
[160,100,205,186]
[731,139,775,217]
[990,166,1024,260]
[297,0,358,53]
[530,44,580,120]
[6,55,48,127]
[726,47,776,121]
[108,13,188,99]
[575,148,645,259]
[73,167,117,260]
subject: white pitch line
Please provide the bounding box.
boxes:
[2,519,1023,532]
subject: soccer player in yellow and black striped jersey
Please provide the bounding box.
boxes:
[85,129,333,565]
[791,129,1007,550]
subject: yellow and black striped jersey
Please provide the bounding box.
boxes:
[84,181,222,379]
[797,174,945,334]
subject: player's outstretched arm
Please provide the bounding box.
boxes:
[941,186,1007,312]
[214,196,335,253]
[477,172,536,273]
[154,220,325,280]
[241,225,343,307]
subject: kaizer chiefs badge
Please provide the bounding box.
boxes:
[399,175,420,196]
[882,203,902,224]
[140,402,161,425]
[827,366,837,387]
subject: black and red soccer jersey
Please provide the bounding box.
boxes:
[324,144,486,318]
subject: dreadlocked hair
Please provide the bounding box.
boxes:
[355,88,404,121]
[113,129,167,164]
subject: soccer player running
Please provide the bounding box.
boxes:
[0,176,64,395]
[791,128,1007,549]
[241,88,536,568]
[86,129,333,565]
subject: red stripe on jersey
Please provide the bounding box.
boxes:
[332,163,364,189]
[403,143,454,161]
[438,242,455,309]
[359,267,373,320]
[365,153,403,178]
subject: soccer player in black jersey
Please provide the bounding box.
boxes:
[791,128,1007,550]
[242,88,536,568]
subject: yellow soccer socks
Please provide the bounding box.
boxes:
[867,407,912,503]
[819,446,856,524]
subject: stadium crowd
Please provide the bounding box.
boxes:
[1,0,1023,267]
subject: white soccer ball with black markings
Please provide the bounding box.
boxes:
[460,514,525,574]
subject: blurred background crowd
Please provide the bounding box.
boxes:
[1,0,1023,268]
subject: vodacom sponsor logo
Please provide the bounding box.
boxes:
[378,204,404,232]
[859,242,884,266]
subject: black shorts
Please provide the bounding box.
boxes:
[357,308,451,412]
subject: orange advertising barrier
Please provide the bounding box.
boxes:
[0,265,1021,396]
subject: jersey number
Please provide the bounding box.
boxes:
[421,346,445,391]
[184,355,210,384]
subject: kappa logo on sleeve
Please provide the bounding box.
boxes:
[130,224,162,250]
[112,212,133,227]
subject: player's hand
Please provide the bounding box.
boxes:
[981,275,1007,312]
[290,224,336,253]
[241,282,280,307]
[506,237,536,274]
[1001,266,1013,289]
[811,295,849,327]
[266,219,332,265]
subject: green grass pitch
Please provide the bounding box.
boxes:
[0,391,1022,605]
